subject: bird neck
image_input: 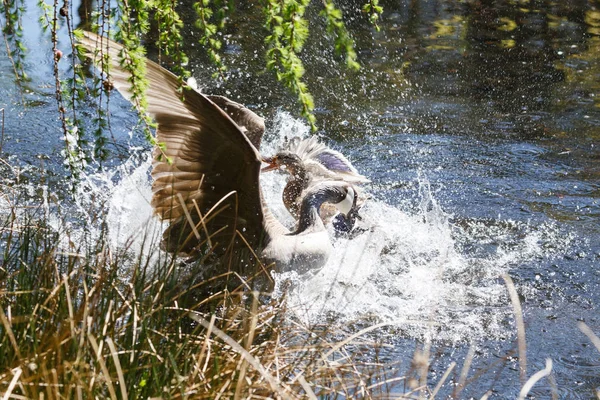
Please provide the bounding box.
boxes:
[294,193,325,234]
[283,167,309,218]
[290,165,308,184]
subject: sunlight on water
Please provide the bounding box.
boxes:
[271,182,517,342]
[74,111,575,343]
[74,155,163,263]
[263,113,574,343]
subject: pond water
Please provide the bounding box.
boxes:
[1,0,599,398]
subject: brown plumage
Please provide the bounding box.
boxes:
[262,137,369,225]
[79,32,357,275]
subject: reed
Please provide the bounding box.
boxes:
[0,202,406,399]
[0,200,596,398]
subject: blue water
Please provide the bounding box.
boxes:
[1,0,599,398]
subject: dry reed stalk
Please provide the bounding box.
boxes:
[63,275,76,338]
[452,345,475,399]
[50,369,59,400]
[579,322,600,353]
[323,321,396,359]
[234,231,273,282]
[366,375,406,392]
[188,311,293,399]
[403,384,428,397]
[518,358,552,400]
[192,197,215,248]
[151,261,176,304]
[40,362,53,400]
[1,367,22,400]
[195,314,216,381]
[181,191,238,250]
[87,334,118,400]
[548,373,559,400]
[0,108,4,153]
[344,348,367,397]
[129,284,139,364]
[429,361,455,399]
[97,299,114,357]
[177,192,202,242]
[233,292,260,399]
[0,307,21,360]
[418,338,432,398]
[275,320,400,398]
[106,337,128,399]
[502,274,527,384]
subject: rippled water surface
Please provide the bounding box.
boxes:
[1,0,600,397]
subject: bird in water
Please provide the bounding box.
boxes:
[262,136,369,232]
[79,32,358,278]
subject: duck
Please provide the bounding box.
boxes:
[79,32,357,275]
[262,136,369,230]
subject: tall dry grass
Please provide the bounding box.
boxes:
[0,202,406,399]
[0,199,597,399]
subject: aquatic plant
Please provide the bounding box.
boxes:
[194,0,227,78]
[362,0,383,31]
[0,0,28,87]
[51,0,90,180]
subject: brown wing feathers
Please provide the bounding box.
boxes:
[80,32,265,255]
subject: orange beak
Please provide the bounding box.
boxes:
[261,156,279,172]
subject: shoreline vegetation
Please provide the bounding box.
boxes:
[0,198,598,398]
[1,0,600,397]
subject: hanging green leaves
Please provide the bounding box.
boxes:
[264,0,315,129]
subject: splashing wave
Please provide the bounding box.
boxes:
[90,111,574,342]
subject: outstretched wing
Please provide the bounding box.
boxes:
[206,95,265,149]
[79,32,265,254]
[286,136,370,182]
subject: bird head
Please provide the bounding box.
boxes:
[261,151,303,174]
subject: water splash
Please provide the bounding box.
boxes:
[48,110,574,343]
[41,154,164,262]
[265,113,574,343]
[102,157,161,256]
[271,177,515,342]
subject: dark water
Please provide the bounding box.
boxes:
[1,0,600,398]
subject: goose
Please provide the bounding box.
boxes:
[79,32,357,276]
[262,136,369,230]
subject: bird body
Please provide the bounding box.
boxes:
[79,32,357,277]
[263,137,369,224]
[262,228,331,274]
[285,136,368,182]
[261,181,355,272]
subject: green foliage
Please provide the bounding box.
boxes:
[36,0,53,32]
[214,0,233,30]
[3,0,384,173]
[363,0,383,31]
[264,0,316,129]
[1,0,29,84]
[113,0,158,148]
[152,0,190,81]
[48,0,91,181]
[194,0,227,78]
[263,0,375,129]
[320,0,360,71]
